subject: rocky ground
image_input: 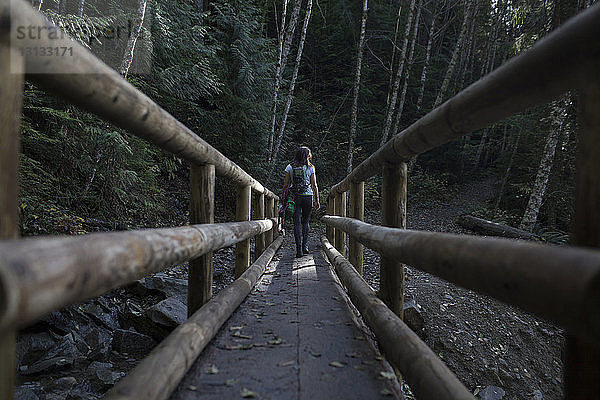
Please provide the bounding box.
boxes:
[14,246,237,400]
[14,177,564,400]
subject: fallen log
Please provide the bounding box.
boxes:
[457,214,540,241]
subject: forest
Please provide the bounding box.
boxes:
[6,0,600,399]
[17,0,593,242]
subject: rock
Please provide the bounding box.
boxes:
[531,389,543,400]
[17,332,57,367]
[84,328,113,361]
[81,301,120,331]
[403,299,424,335]
[112,329,157,358]
[118,307,171,342]
[38,308,91,335]
[87,361,125,391]
[138,273,187,303]
[478,385,505,400]
[22,334,80,376]
[14,386,40,400]
[45,376,80,399]
[146,296,187,327]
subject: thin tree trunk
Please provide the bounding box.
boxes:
[347,0,369,173]
[82,148,103,196]
[269,0,313,176]
[120,0,147,78]
[386,3,402,110]
[391,0,422,139]
[416,0,437,113]
[380,0,417,147]
[458,0,478,91]
[495,130,521,210]
[267,0,291,158]
[433,0,473,108]
[519,101,567,232]
[473,127,489,168]
[78,0,84,16]
[268,0,302,160]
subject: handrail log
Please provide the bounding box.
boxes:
[330,4,600,195]
[322,216,600,342]
[321,236,475,400]
[0,218,276,331]
[0,0,277,200]
[107,235,284,400]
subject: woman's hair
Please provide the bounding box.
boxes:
[292,146,313,167]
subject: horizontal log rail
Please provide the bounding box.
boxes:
[322,215,600,342]
[330,3,600,196]
[321,236,475,400]
[0,0,277,200]
[0,218,276,331]
[107,235,284,400]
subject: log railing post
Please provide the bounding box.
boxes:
[254,192,265,257]
[188,164,215,316]
[380,162,407,318]
[0,43,24,400]
[327,196,336,244]
[565,64,600,398]
[334,192,347,256]
[265,196,274,246]
[349,181,365,275]
[235,185,251,277]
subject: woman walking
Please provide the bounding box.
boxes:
[282,146,320,258]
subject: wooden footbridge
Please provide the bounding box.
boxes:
[1,1,600,399]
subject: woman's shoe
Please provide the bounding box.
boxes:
[295,251,303,258]
[302,246,310,255]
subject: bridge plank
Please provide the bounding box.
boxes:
[170,238,400,400]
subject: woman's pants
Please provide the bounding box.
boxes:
[293,194,312,253]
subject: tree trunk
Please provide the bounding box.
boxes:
[380,0,417,146]
[120,0,147,78]
[433,0,473,108]
[495,130,521,210]
[391,0,422,138]
[268,0,302,160]
[519,100,567,232]
[457,0,478,91]
[416,0,437,113]
[269,0,313,175]
[78,0,85,16]
[473,127,488,169]
[268,0,291,158]
[386,3,402,110]
[347,0,368,173]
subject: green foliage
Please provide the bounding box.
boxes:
[19,83,172,235]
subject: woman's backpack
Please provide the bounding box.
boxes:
[291,165,309,194]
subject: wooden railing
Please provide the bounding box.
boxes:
[0,1,280,399]
[322,4,600,400]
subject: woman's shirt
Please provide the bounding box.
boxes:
[285,164,315,196]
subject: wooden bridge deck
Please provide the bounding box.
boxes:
[170,236,401,400]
